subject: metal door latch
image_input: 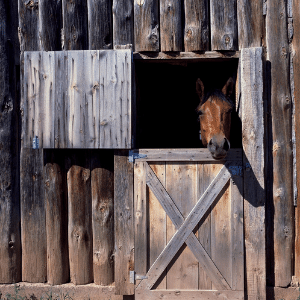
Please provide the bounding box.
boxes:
[129,271,148,283]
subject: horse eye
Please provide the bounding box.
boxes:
[198,110,203,116]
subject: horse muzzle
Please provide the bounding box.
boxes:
[207,136,230,160]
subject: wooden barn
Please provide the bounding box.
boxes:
[0,0,299,299]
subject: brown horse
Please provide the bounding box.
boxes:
[196,77,234,160]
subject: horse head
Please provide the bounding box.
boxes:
[196,77,234,160]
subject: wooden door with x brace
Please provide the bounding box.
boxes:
[133,149,244,300]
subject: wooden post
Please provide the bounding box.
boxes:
[114,150,134,295]
[293,0,300,281]
[0,0,21,283]
[210,0,238,50]
[266,0,294,287]
[91,150,114,285]
[237,0,264,49]
[134,0,159,52]
[44,151,69,285]
[113,0,134,49]
[184,0,209,51]
[87,0,113,49]
[66,151,93,285]
[19,0,62,282]
[62,0,88,50]
[160,0,183,51]
[241,47,266,299]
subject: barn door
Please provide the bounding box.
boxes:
[133,149,244,300]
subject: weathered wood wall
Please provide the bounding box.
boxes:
[0,0,21,283]
[0,0,297,298]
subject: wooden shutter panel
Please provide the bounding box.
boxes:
[23,49,132,149]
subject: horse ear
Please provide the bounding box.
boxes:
[222,77,235,97]
[196,78,205,102]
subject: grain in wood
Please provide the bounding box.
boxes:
[134,0,159,51]
[237,0,263,49]
[21,149,47,282]
[241,47,266,296]
[148,163,167,289]
[184,0,209,51]
[67,152,93,285]
[44,156,69,285]
[113,0,134,49]
[62,0,88,50]
[210,0,238,50]
[166,163,198,290]
[87,0,113,49]
[160,0,182,51]
[197,164,212,290]
[91,150,114,285]
[114,150,134,295]
[0,0,21,282]
[134,161,148,286]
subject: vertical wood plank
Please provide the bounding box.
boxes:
[184,0,209,51]
[210,0,238,50]
[0,0,21,282]
[237,0,264,49]
[44,153,69,285]
[67,151,93,285]
[41,52,55,149]
[91,150,114,286]
[62,0,88,50]
[230,173,244,291]
[197,163,212,290]
[87,0,113,49]
[19,0,62,283]
[210,164,231,288]
[266,0,293,286]
[293,0,300,281]
[39,0,62,51]
[100,50,132,149]
[148,163,167,289]
[134,0,159,52]
[241,47,266,297]
[114,150,134,295]
[54,51,68,148]
[21,149,47,282]
[160,0,182,51]
[113,0,134,49]
[166,163,198,290]
[134,161,147,285]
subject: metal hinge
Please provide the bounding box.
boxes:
[129,271,148,284]
[128,150,147,163]
[32,136,39,149]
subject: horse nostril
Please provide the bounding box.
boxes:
[209,139,213,146]
[223,138,230,151]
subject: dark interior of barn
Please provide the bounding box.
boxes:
[135,59,241,149]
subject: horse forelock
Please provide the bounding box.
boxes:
[201,89,234,108]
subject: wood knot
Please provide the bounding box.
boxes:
[25,0,38,9]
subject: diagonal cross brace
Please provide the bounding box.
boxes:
[136,163,232,291]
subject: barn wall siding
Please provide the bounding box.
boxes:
[0,0,296,298]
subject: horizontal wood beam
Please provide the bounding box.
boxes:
[133,51,240,60]
[133,148,242,162]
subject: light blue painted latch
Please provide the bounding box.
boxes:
[128,150,147,162]
[32,136,39,149]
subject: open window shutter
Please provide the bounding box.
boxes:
[23,50,132,149]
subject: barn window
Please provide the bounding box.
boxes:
[134,58,241,149]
